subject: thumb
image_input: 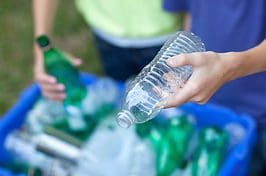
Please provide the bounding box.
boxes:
[167,53,196,68]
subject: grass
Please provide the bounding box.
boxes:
[0,1,102,115]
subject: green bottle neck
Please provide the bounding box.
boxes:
[41,45,54,53]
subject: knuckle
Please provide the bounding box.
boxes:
[192,53,205,65]
[190,82,200,93]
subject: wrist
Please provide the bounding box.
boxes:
[219,52,243,82]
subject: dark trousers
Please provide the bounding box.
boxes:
[93,34,162,81]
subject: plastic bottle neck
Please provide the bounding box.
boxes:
[116,110,135,128]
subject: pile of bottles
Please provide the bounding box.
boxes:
[0,33,246,176]
[134,108,245,176]
[1,100,246,176]
[0,76,123,176]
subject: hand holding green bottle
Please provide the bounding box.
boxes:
[34,35,82,101]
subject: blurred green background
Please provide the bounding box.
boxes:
[0,1,102,115]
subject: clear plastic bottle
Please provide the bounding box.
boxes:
[224,122,246,149]
[117,31,205,128]
[81,78,119,115]
[127,140,156,176]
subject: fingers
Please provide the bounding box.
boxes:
[163,81,196,108]
[41,83,65,92]
[71,58,83,66]
[166,54,194,67]
[35,73,66,101]
[35,73,56,84]
[42,91,66,101]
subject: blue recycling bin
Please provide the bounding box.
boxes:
[0,73,256,176]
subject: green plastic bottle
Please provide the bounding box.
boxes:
[36,35,88,132]
[191,127,229,176]
[0,160,43,176]
[167,115,195,168]
[150,115,194,176]
[36,35,87,106]
[156,136,177,176]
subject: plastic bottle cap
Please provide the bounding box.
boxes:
[116,111,135,128]
[36,35,50,48]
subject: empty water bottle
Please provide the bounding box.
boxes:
[117,31,205,128]
[224,122,245,149]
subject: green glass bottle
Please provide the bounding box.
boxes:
[191,127,229,176]
[167,115,194,168]
[36,35,87,106]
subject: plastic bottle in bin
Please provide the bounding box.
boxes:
[156,136,178,176]
[36,35,87,106]
[156,114,195,176]
[36,35,87,131]
[117,31,205,128]
[167,115,195,168]
[191,127,229,176]
[0,161,43,176]
[81,78,119,118]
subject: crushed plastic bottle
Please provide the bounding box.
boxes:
[128,140,156,176]
[26,99,66,134]
[224,122,246,149]
[81,115,137,176]
[117,31,205,128]
[82,78,119,115]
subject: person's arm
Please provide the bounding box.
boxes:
[33,0,82,101]
[33,0,58,37]
[33,0,66,101]
[162,40,266,108]
[182,13,191,31]
[230,41,266,79]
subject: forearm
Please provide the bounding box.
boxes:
[225,41,266,80]
[33,0,59,37]
[182,13,191,31]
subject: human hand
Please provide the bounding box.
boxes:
[33,44,82,101]
[162,51,236,108]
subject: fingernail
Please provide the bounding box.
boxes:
[167,58,174,66]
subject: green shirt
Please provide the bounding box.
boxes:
[75,0,180,38]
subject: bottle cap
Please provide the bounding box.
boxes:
[36,35,50,48]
